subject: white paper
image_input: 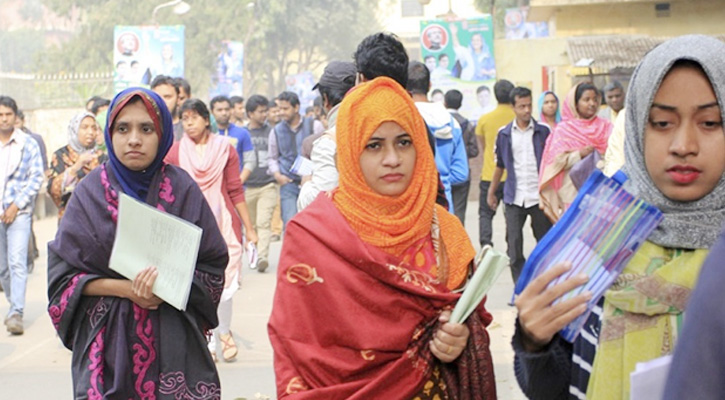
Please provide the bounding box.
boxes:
[291,155,314,176]
[630,355,672,400]
[109,193,202,311]
[450,245,509,324]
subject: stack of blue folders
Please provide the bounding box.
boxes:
[514,170,664,342]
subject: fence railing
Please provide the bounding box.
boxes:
[0,72,114,110]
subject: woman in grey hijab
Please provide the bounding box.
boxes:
[512,34,725,400]
[47,111,108,220]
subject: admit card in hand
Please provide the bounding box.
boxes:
[109,193,202,311]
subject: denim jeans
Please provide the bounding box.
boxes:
[0,212,31,317]
[504,203,552,284]
[279,182,300,230]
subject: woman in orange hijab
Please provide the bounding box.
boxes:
[268,77,496,399]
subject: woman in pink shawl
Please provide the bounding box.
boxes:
[539,82,613,222]
[165,98,258,363]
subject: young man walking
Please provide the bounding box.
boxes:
[487,87,552,283]
[0,96,44,335]
[241,95,277,272]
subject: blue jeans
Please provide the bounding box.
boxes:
[279,182,300,230]
[0,212,31,317]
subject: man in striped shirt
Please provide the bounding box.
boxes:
[0,96,44,335]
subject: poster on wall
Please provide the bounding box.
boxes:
[113,25,185,94]
[285,71,317,115]
[420,16,496,121]
[209,41,244,99]
[505,7,549,39]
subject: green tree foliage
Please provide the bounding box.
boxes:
[40,0,380,97]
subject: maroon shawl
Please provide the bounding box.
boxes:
[268,195,496,399]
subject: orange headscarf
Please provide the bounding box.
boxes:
[333,76,474,288]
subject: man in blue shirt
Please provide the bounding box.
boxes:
[210,95,256,183]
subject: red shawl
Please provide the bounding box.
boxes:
[268,195,496,399]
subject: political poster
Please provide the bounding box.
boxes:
[420,16,496,121]
[113,25,185,94]
[209,40,244,98]
[505,7,549,39]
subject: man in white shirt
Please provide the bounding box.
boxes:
[487,87,552,283]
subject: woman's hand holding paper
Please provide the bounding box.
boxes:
[515,262,591,352]
[430,310,470,363]
[130,266,163,310]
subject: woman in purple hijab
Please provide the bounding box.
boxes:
[47,88,228,399]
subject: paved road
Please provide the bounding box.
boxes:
[0,200,533,399]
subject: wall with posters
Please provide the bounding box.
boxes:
[420,16,496,121]
[209,41,244,99]
[113,25,184,94]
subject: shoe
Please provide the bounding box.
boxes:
[5,314,23,335]
[258,258,269,273]
[219,332,238,362]
[210,349,218,363]
[270,234,281,242]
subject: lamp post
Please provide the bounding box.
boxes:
[151,0,191,25]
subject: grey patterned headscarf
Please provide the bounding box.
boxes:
[68,111,97,153]
[622,35,725,249]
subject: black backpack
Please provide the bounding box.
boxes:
[451,112,479,159]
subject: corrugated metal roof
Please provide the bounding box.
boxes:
[566,34,725,71]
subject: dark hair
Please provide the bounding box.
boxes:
[431,88,443,96]
[313,96,322,108]
[87,95,103,106]
[16,109,24,120]
[493,80,514,104]
[305,106,314,114]
[602,80,623,94]
[276,91,300,107]
[90,98,110,115]
[230,96,244,106]
[180,98,210,127]
[406,60,430,95]
[424,55,435,62]
[575,83,599,106]
[173,77,191,96]
[130,60,139,66]
[318,77,355,109]
[354,32,409,88]
[510,86,532,106]
[268,98,278,108]
[0,96,18,115]
[476,85,490,94]
[438,53,448,61]
[150,75,179,93]
[246,95,269,114]
[444,89,463,110]
[210,95,231,110]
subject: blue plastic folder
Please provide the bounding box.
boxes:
[513,170,664,342]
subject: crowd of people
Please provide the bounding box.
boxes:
[1,31,724,399]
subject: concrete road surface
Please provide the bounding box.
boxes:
[0,200,534,399]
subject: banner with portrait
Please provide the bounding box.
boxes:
[420,16,496,121]
[504,7,549,39]
[285,71,317,116]
[113,25,185,94]
[209,40,244,98]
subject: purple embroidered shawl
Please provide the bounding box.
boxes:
[47,164,228,399]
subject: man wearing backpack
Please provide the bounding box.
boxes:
[445,89,479,225]
[407,61,469,214]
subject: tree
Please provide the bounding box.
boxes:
[40,0,381,98]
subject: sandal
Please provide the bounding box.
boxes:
[219,332,238,362]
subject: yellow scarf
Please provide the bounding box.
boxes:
[586,241,708,399]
